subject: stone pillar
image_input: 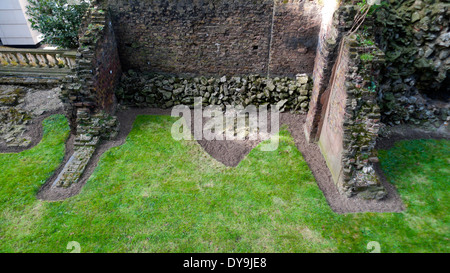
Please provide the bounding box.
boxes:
[57,2,122,188]
[318,33,387,200]
[60,3,122,134]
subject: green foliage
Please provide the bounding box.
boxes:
[26,0,90,49]
[360,53,375,62]
[368,80,377,92]
[356,26,375,46]
[356,0,385,15]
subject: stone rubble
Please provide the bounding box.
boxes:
[116,71,313,113]
[54,109,119,188]
[376,0,449,127]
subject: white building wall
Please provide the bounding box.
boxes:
[0,0,42,46]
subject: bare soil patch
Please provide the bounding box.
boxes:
[376,123,450,150]
[280,113,404,214]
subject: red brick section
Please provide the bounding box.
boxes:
[317,33,387,199]
[91,19,122,114]
[318,37,350,189]
[304,5,355,143]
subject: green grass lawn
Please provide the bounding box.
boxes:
[0,114,448,253]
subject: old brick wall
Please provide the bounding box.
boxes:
[318,37,349,190]
[90,17,122,114]
[318,34,387,200]
[305,5,356,142]
[57,3,121,188]
[268,0,321,76]
[61,5,122,133]
[103,0,321,77]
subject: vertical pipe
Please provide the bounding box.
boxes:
[267,0,276,78]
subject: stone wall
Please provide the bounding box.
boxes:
[116,71,312,113]
[375,0,449,126]
[56,2,121,189]
[103,0,322,77]
[318,34,386,200]
[305,5,356,142]
[268,0,322,76]
[61,4,122,133]
[0,86,32,147]
[304,2,388,199]
[0,75,63,87]
[88,14,122,113]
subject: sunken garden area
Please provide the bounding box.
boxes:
[0,0,448,253]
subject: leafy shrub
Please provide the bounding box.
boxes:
[26,0,90,49]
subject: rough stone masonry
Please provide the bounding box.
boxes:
[375,0,449,127]
[104,0,322,77]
